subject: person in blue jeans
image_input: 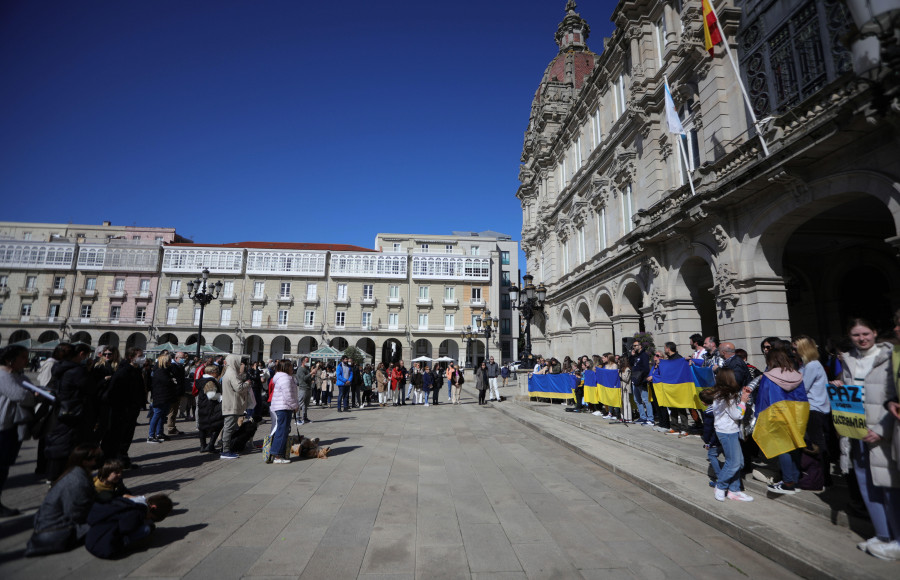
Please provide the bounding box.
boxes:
[335,356,354,413]
[699,388,722,486]
[710,369,753,502]
[148,353,177,443]
[628,340,653,425]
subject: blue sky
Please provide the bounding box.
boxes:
[0,1,617,260]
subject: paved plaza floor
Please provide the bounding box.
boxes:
[1,387,803,579]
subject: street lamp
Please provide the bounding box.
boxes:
[473,308,499,367]
[460,326,474,368]
[186,268,223,360]
[508,273,547,361]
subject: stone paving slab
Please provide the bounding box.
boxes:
[0,385,813,579]
[495,399,897,580]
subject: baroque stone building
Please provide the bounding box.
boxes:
[517,0,900,365]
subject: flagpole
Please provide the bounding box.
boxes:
[664,75,698,197]
[706,0,770,157]
[677,136,697,197]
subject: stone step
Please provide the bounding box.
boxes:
[492,399,895,580]
[516,400,864,531]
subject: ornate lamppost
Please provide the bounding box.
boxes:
[508,274,547,361]
[473,308,498,367]
[186,268,223,360]
[460,326,474,368]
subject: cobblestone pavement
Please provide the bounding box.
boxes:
[0,387,800,579]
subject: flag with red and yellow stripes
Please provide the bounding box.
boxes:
[702,0,722,57]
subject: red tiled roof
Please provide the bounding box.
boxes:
[165,241,376,252]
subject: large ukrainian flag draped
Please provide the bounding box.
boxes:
[583,369,599,404]
[651,359,706,409]
[528,374,576,400]
[595,368,622,407]
[753,376,810,459]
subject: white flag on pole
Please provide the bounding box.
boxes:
[664,80,685,136]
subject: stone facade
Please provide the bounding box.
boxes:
[517,0,900,367]
[1,225,519,366]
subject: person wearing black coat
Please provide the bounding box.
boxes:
[148,354,179,443]
[84,494,173,559]
[43,344,95,482]
[101,348,147,468]
[196,366,224,453]
[350,363,363,408]
[431,365,444,405]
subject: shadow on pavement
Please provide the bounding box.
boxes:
[327,445,361,457]
[120,523,208,558]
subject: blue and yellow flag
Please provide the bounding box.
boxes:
[528,374,576,400]
[753,376,809,459]
[595,368,622,407]
[583,369,599,404]
[650,359,705,409]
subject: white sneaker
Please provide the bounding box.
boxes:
[272,458,291,464]
[714,488,726,502]
[727,491,754,502]
[867,539,900,560]
[592,411,603,416]
[858,537,888,552]
[424,403,429,407]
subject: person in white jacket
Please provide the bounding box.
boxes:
[268,360,298,464]
[710,369,752,502]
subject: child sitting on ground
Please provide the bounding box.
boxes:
[85,493,173,559]
[710,369,752,502]
[93,460,131,503]
[699,388,721,488]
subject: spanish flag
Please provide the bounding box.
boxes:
[595,368,622,407]
[753,376,810,459]
[651,359,705,409]
[583,369,599,404]
[702,0,722,57]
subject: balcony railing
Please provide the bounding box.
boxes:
[386,296,403,306]
[469,299,485,307]
[249,294,267,303]
[276,294,293,304]
[44,288,68,298]
[416,297,432,307]
[442,298,459,307]
[109,290,127,300]
[360,296,377,305]
[165,292,182,301]
[135,291,153,301]
[303,295,319,305]
[77,288,99,299]
[333,295,351,305]
[412,247,464,255]
[18,286,39,297]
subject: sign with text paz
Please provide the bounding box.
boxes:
[827,384,868,439]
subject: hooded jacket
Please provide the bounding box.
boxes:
[840,343,898,488]
[221,354,250,416]
[763,368,804,392]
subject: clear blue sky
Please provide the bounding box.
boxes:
[0,1,617,260]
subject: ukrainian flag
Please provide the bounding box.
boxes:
[753,376,809,459]
[528,374,576,400]
[651,359,705,409]
[582,369,599,404]
[595,368,622,407]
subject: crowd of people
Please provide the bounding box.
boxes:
[525,318,900,561]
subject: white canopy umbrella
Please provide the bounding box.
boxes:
[411,356,433,362]
[434,356,455,362]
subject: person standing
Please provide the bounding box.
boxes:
[421,364,433,407]
[0,345,37,517]
[295,357,313,424]
[832,318,900,560]
[431,364,443,405]
[476,361,488,405]
[268,360,298,464]
[102,348,146,469]
[361,364,374,407]
[350,361,362,408]
[629,341,652,426]
[165,351,187,436]
[44,343,94,482]
[447,362,463,405]
[486,356,500,402]
[375,363,388,406]
[220,354,250,459]
[147,354,177,444]
[335,356,353,413]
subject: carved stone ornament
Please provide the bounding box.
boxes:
[712,225,728,251]
[767,170,810,204]
[612,145,638,186]
[659,133,672,159]
[650,288,666,330]
[591,174,611,207]
[713,263,739,317]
